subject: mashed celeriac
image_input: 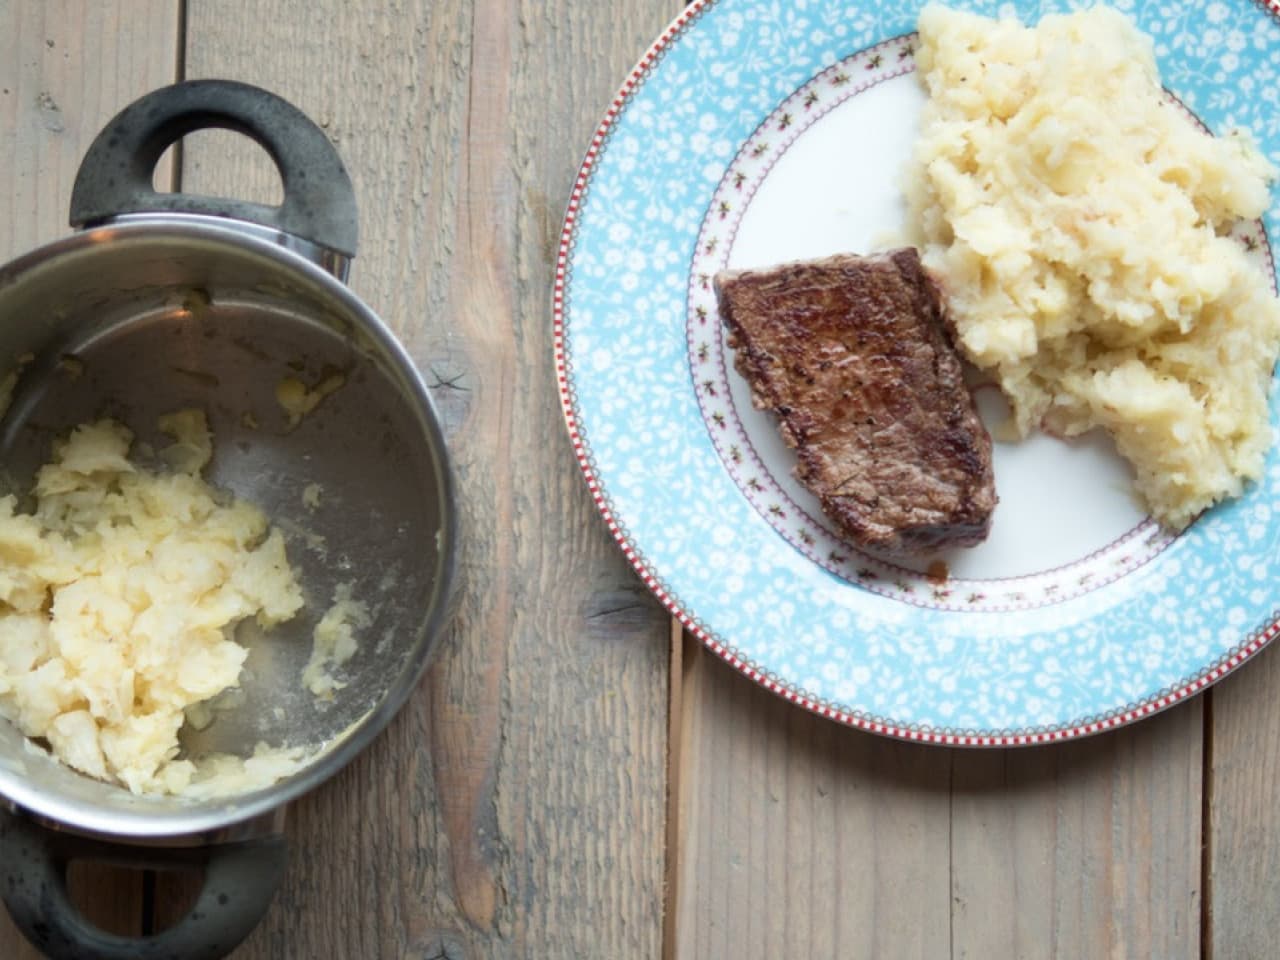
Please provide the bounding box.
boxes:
[0,411,304,795]
[908,4,1280,529]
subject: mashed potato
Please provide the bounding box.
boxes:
[301,582,370,699]
[908,4,1280,529]
[276,372,345,428]
[0,412,304,795]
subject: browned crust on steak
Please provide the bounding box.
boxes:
[714,249,996,553]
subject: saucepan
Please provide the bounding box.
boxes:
[0,80,456,958]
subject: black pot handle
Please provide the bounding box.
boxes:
[0,808,287,960]
[69,78,358,258]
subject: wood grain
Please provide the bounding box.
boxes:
[670,639,953,960]
[1206,641,1280,960]
[0,0,180,256]
[180,0,677,956]
[0,1,179,956]
[950,702,1202,960]
[672,636,1205,960]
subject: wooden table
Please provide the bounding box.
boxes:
[1,1,1278,957]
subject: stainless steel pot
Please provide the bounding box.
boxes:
[0,80,456,959]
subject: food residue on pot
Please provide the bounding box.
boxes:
[180,742,312,800]
[302,582,370,699]
[302,483,323,510]
[57,355,84,381]
[171,366,221,390]
[0,353,34,421]
[276,371,346,428]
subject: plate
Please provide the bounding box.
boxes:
[555,0,1280,744]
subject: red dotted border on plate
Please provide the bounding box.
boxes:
[552,0,1280,747]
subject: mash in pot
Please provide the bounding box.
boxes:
[908,4,1280,529]
[0,411,304,795]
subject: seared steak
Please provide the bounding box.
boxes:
[714,249,996,553]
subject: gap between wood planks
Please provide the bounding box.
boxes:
[1200,687,1214,960]
[664,13,703,952]
[662,619,688,960]
[170,0,188,193]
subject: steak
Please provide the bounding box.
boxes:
[714,249,996,553]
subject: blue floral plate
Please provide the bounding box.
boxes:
[555,0,1280,744]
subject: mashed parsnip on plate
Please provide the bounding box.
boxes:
[907,3,1280,529]
[0,411,304,795]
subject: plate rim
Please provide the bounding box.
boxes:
[553,0,1280,747]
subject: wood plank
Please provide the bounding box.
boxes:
[1206,640,1280,958]
[0,0,181,256]
[673,635,1203,959]
[671,638,953,959]
[180,1,677,955]
[0,1,179,955]
[663,621,687,960]
[951,703,1203,959]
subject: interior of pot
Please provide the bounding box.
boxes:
[0,221,454,835]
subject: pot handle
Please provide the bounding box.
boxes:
[0,808,287,960]
[68,78,358,258]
